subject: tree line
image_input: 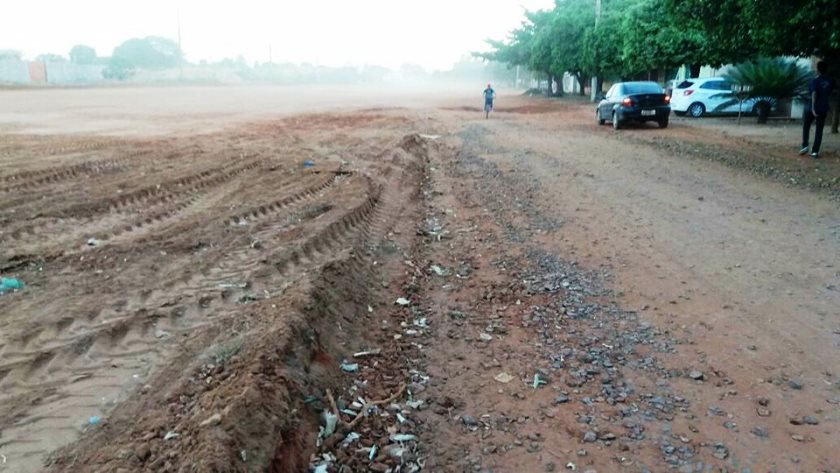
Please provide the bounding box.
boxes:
[480,0,839,95]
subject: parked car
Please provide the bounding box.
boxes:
[670,77,767,117]
[596,81,671,129]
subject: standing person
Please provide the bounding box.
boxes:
[483,83,496,119]
[800,61,835,159]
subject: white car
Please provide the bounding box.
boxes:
[670,77,765,117]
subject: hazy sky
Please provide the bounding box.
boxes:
[2,0,554,70]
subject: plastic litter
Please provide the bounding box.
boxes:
[87,415,101,426]
[303,160,315,168]
[86,237,99,246]
[313,465,328,473]
[368,444,378,460]
[479,332,493,342]
[0,278,24,295]
[494,372,514,384]
[340,362,359,373]
[321,411,338,438]
[164,431,179,440]
[341,432,361,448]
[406,400,424,409]
[532,373,547,389]
[395,297,410,306]
[390,433,417,442]
[353,348,381,358]
[430,265,449,276]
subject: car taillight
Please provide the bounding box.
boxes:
[622,97,633,106]
[665,95,671,103]
[683,90,694,96]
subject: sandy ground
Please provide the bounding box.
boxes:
[0,87,838,473]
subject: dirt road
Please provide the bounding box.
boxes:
[0,88,838,472]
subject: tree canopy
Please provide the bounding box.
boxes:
[112,36,182,70]
[69,45,97,65]
[482,0,838,90]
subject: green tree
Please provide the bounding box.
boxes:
[112,36,182,70]
[36,53,67,63]
[620,0,704,75]
[69,45,97,65]
[714,57,811,123]
[0,49,22,61]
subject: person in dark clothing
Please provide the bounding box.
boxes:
[800,61,835,159]
[483,83,496,118]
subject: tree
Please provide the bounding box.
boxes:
[36,53,67,63]
[112,36,182,70]
[0,49,22,61]
[714,57,811,123]
[69,45,97,65]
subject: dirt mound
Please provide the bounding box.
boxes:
[0,112,436,473]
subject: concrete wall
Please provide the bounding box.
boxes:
[0,60,31,84]
[45,63,104,84]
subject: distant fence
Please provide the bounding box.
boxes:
[0,60,31,84]
[0,60,104,85]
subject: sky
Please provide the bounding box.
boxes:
[2,0,554,70]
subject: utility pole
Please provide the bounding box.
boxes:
[590,0,602,101]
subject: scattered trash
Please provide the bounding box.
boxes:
[418,134,441,140]
[406,400,424,409]
[313,464,328,473]
[340,361,359,373]
[86,237,99,246]
[367,305,374,313]
[413,317,428,328]
[303,395,319,404]
[341,432,361,448]
[395,297,410,306]
[479,332,493,342]
[396,412,407,423]
[303,160,315,168]
[87,415,101,426]
[353,348,381,358]
[494,372,514,384]
[532,373,547,389]
[566,462,576,470]
[368,444,378,460]
[430,265,450,276]
[321,411,338,438]
[163,431,179,441]
[154,329,171,339]
[390,433,418,442]
[0,277,24,295]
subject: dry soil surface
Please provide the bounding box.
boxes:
[0,87,838,473]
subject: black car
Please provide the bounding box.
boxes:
[596,81,671,129]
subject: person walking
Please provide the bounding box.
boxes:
[483,83,496,119]
[800,61,835,159]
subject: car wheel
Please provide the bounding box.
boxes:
[612,112,621,130]
[687,103,705,118]
[658,119,669,129]
[597,110,605,125]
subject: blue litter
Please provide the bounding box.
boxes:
[303,160,315,168]
[88,415,101,426]
[0,278,24,295]
[340,362,359,373]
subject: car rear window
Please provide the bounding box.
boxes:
[622,83,663,94]
[699,80,731,90]
[675,81,694,89]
